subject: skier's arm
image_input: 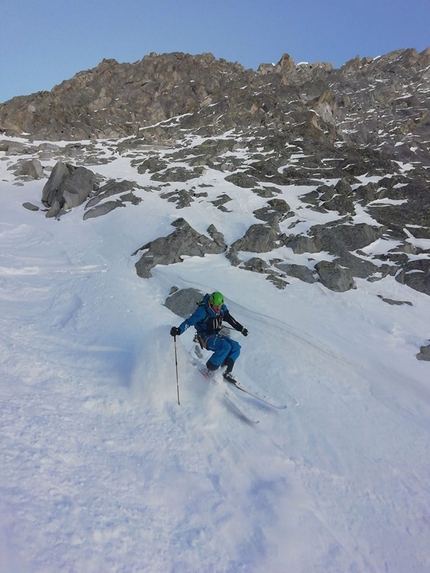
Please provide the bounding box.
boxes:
[176,306,207,335]
[223,309,248,336]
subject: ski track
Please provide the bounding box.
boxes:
[1,147,430,572]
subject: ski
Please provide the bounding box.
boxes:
[191,357,288,410]
[222,392,260,425]
[227,379,288,410]
[192,359,259,424]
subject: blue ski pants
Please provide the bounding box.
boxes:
[205,334,241,369]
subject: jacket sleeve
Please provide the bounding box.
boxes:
[178,305,207,334]
[223,309,244,332]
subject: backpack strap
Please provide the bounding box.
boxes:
[196,294,211,324]
[194,333,207,349]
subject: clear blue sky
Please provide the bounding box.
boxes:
[0,0,429,103]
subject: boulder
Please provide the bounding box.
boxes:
[253,198,292,224]
[62,166,97,208]
[225,172,259,188]
[42,161,97,212]
[395,259,430,295]
[14,158,44,179]
[284,234,320,254]
[86,179,143,208]
[311,222,385,255]
[42,161,71,206]
[133,218,226,278]
[336,252,380,279]
[22,202,40,211]
[416,343,430,361]
[231,223,280,253]
[275,262,318,284]
[315,260,356,292]
[241,257,269,273]
[45,199,63,219]
[164,287,203,318]
[83,200,125,220]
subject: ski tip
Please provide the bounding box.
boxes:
[242,416,260,425]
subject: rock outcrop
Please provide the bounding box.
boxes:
[42,161,97,218]
[133,218,226,278]
[1,48,429,164]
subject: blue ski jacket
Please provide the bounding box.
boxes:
[177,294,244,342]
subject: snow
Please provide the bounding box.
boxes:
[1,138,430,572]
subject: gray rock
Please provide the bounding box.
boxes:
[83,200,125,220]
[133,218,226,278]
[336,252,380,279]
[252,186,282,198]
[225,248,241,267]
[22,202,40,211]
[416,343,430,361]
[42,161,97,212]
[367,178,430,239]
[62,166,97,208]
[377,295,412,306]
[241,257,269,273]
[120,192,142,205]
[14,159,44,179]
[315,260,356,292]
[284,235,320,254]
[136,156,168,174]
[275,262,318,283]
[37,142,61,153]
[231,223,280,253]
[42,161,71,206]
[211,193,232,209]
[225,172,258,189]
[395,259,430,295]
[311,222,385,255]
[323,193,355,216]
[86,179,143,208]
[266,274,289,289]
[152,166,204,182]
[1,142,38,155]
[335,178,353,197]
[45,199,62,219]
[253,198,292,225]
[160,188,194,208]
[164,287,204,318]
[207,224,227,250]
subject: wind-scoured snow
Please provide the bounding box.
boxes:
[1,137,430,573]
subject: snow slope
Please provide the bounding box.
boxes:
[1,138,430,572]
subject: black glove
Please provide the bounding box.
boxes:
[170,326,180,337]
[241,327,249,337]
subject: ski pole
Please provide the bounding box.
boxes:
[173,335,180,405]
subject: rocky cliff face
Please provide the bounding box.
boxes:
[1,48,430,315]
[1,48,429,164]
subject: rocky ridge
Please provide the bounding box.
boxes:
[1,48,429,164]
[1,49,429,356]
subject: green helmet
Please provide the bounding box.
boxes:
[209,291,224,306]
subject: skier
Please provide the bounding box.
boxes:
[170,291,248,382]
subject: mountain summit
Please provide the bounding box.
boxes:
[1,48,429,164]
